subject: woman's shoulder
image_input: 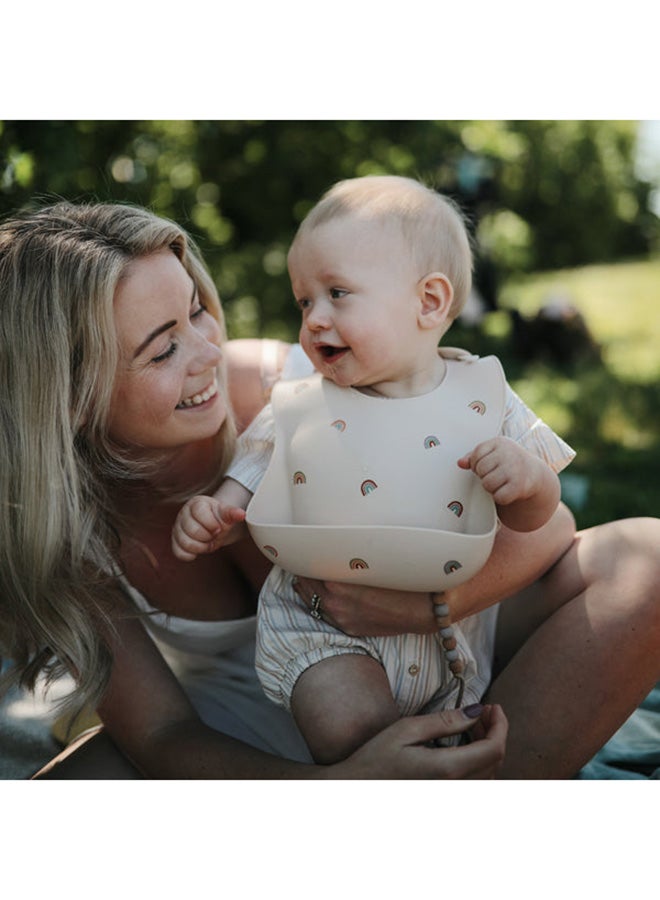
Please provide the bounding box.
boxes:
[224,338,281,372]
[225,339,293,433]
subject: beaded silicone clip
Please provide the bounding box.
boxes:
[432,593,465,708]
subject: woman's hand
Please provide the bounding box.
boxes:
[331,704,508,779]
[293,577,436,636]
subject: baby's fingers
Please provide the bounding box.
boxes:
[457,442,491,472]
[172,504,221,561]
[457,452,472,470]
[216,506,247,528]
[172,521,217,560]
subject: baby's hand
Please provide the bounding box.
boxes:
[457,437,547,508]
[171,495,247,561]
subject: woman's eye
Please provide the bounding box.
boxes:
[330,288,347,299]
[191,301,208,319]
[152,342,177,363]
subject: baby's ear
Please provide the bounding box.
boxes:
[417,272,454,329]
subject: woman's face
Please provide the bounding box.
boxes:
[107,250,226,452]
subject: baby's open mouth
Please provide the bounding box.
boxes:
[319,345,348,362]
[176,378,218,409]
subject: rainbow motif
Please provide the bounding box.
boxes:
[293,471,307,485]
[360,479,378,496]
[444,560,463,575]
[263,545,279,558]
[424,435,440,449]
[447,500,464,517]
[350,558,369,570]
[331,419,347,432]
[469,400,486,415]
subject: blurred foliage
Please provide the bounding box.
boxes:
[1,120,658,527]
[1,120,657,340]
[452,313,660,529]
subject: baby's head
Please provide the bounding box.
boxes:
[288,176,473,394]
[292,175,473,319]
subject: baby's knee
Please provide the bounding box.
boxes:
[291,654,399,764]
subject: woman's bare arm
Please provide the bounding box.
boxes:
[39,594,507,780]
[295,503,576,635]
[92,601,316,778]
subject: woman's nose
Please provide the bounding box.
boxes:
[189,328,223,373]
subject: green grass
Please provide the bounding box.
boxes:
[499,258,660,383]
[451,257,660,528]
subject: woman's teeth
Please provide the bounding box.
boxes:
[177,380,218,409]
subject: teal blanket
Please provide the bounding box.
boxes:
[577,682,660,779]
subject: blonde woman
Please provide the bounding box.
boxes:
[0,200,658,779]
[0,201,505,778]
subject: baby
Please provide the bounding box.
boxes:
[172,175,575,763]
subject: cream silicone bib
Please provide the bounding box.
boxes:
[247,354,506,591]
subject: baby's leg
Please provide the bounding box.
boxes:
[291,653,400,764]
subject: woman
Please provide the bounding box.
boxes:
[0,200,505,779]
[1,201,658,778]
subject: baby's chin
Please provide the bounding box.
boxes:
[321,366,361,388]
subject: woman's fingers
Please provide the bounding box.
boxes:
[339,705,508,779]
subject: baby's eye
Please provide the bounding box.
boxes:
[296,297,311,310]
[329,288,348,299]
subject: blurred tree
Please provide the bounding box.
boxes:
[1,120,656,339]
[498,121,654,269]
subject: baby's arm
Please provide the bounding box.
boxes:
[171,478,253,561]
[458,436,561,532]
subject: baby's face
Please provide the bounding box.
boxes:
[289,215,437,396]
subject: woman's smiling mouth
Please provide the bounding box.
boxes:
[176,377,218,409]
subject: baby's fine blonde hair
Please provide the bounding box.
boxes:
[0,201,234,712]
[293,175,473,318]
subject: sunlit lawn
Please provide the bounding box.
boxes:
[456,257,660,528]
[499,258,660,383]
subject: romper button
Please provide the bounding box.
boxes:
[408,663,420,676]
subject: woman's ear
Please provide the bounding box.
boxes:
[416,272,454,330]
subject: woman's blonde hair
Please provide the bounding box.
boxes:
[293,175,473,318]
[0,201,235,711]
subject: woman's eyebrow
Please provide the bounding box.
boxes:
[133,320,177,359]
[132,280,197,359]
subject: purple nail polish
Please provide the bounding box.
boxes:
[462,703,483,719]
